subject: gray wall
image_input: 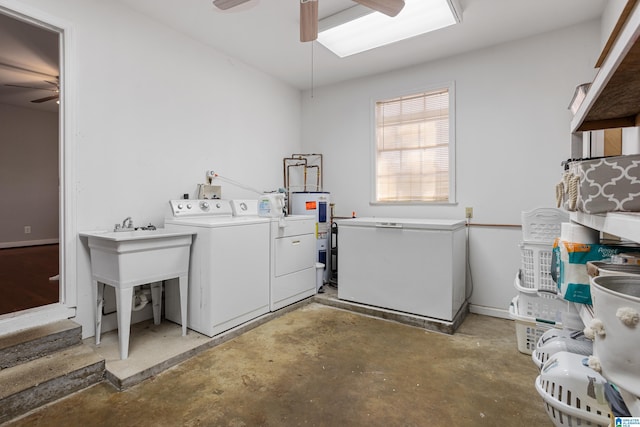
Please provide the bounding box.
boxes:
[0,103,58,247]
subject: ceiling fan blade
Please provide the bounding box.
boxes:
[5,83,58,92]
[212,0,251,10]
[353,0,405,17]
[300,0,318,42]
[31,95,59,103]
[0,61,58,79]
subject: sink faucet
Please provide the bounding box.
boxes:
[114,217,133,232]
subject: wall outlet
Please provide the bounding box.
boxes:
[24,225,31,234]
[465,207,473,219]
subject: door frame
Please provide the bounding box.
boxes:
[0,0,77,334]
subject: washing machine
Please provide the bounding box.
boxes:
[231,200,316,311]
[164,199,270,337]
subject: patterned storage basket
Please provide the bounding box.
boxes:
[561,154,640,214]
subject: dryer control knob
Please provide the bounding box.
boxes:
[177,204,183,210]
[216,202,221,209]
[186,204,192,209]
[201,201,210,209]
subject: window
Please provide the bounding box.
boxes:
[373,84,455,203]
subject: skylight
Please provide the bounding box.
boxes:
[317,0,461,58]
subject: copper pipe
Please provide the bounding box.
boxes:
[292,153,323,190]
[305,165,320,191]
[285,161,306,207]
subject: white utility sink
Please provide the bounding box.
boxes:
[80,228,194,360]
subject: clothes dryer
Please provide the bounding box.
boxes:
[231,200,316,311]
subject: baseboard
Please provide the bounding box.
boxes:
[0,239,59,249]
[469,304,510,320]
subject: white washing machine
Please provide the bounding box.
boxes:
[164,199,270,337]
[231,200,316,311]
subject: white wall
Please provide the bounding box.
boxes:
[0,103,59,246]
[601,0,629,48]
[301,21,602,317]
[7,0,302,337]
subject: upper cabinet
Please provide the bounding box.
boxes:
[571,0,640,133]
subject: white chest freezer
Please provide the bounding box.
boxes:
[336,217,466,321]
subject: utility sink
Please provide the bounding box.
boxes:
[80,228,195,360]
[84,228,183,240]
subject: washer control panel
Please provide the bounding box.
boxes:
[168,199,232,217]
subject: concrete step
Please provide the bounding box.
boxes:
[0,319,82,370]
[0,343,105,424]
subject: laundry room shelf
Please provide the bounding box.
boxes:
[570,211,640,243]
[570,0,640,133]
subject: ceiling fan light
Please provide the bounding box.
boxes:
[317,0,461,58]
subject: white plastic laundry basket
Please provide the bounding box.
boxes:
[535,351,611,427]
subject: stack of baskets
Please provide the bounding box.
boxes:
[509,208,571,355]
[514,211,625,426]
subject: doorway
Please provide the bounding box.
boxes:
[0,10,60,316]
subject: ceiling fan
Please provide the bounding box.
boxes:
[212,0,405,42]
[5,78,60,103]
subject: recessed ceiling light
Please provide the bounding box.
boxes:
[317,0,462,58]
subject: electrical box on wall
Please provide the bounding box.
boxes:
[197,184,221,199]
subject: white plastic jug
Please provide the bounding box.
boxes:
[258,193,284,218]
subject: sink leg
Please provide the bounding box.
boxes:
[179,275,188,337]
[150,282,162,325]
[95,281,105,345]
[115,287,133,360]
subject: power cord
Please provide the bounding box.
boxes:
[465,217,474,302]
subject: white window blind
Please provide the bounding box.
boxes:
[375,88,452,203]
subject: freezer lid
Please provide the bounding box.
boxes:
[335,217,466,230]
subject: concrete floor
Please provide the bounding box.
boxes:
[7,303,552,426]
